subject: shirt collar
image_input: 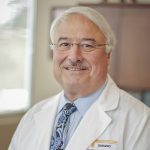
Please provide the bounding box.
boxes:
[57,80,107,116]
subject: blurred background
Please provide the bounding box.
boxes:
[0,0,150,149]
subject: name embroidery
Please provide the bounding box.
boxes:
[98,144,111,148]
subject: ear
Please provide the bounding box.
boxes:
[106,52,112,66]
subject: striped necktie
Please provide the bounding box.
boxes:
[50,103,77,150]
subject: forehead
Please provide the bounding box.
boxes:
[55,13,105,42]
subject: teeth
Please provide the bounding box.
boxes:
[66,67,86,71]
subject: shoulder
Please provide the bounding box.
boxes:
[107,75,150,115]
[119,89,150,115]
[21,93,61,122]
[9,93,62,149]
[113,87,150,132]
[106,75,150,121]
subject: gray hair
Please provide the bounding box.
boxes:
[50,6,116,53]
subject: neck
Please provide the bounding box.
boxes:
[64,80,107,101]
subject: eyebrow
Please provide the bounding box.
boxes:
[57,37,97,42]
[57,37,69,42]
[80,38,96,42]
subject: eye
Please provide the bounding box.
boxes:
[81,43,94,49]
[59,42,71,47]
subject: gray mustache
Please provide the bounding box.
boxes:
[69,60,82,66]
[63,59,90,69]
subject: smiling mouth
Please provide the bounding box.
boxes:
[64,66,88,71]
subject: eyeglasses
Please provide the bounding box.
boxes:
[50,41,108,52]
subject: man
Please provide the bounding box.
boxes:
[9,7,150,150]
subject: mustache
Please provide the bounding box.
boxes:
[62,59,90,70]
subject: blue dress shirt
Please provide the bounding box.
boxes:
[51,81,107,148]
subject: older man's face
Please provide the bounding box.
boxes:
[52,14,110,100]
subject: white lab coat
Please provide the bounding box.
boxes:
[8,76,150,150]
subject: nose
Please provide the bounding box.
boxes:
[67,44,83,61]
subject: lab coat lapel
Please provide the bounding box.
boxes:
[66,76,119,150]
[66,101,112,150]
[33,94,60,150]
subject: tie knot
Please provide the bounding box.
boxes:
[62,103,77,116]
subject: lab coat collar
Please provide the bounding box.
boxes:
[99,75,120,111]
